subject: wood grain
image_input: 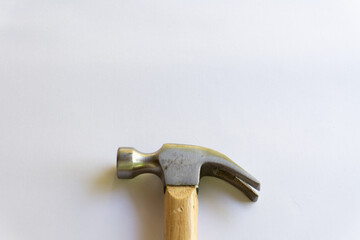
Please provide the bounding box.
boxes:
[164,186,198,240]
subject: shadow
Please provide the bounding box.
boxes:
[93,166,164,240]
[198,176,255,218]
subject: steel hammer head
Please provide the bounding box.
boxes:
[117,144,260,201]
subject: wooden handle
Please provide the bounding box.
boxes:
[164,186,198,240]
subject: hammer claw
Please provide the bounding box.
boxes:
[212,168,259,202]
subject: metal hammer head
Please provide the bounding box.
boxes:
[117,144,260,201]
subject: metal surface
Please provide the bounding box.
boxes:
[117,143,260,201]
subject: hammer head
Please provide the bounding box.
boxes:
[117,144,260,201]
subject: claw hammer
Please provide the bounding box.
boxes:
[117,143,260,240]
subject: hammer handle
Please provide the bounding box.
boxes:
[164,186,198,240]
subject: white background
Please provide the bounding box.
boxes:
[1,1,360,239]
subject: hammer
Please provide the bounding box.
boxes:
[117,143,260,240]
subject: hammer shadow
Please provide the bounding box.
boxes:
[93,166,164,240]
[198,176,254,218]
